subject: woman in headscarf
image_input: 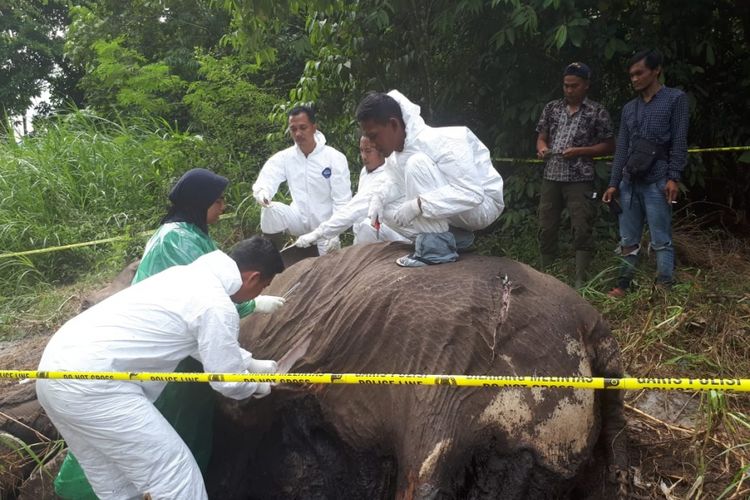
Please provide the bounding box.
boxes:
[132,168,248,292]
[55,168,283,499]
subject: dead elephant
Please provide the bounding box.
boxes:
[79,259,140,311]
[208,243,628,499]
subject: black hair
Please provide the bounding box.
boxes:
[355,92,404,126]
[288,105,316,124]
[230,236,285,279]
[629,49,663,70]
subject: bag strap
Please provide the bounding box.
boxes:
[634,97,670,161]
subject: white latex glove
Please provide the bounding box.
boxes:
[323,237,341,253]
[254,295,285,313]
[252,382,272,399]
[245,358,278,373]
[245,357,276,399]
[393,198,421,226]
[294,229,322,248]
[253,189,271,207]
[368,195,384,228]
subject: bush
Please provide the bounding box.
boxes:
[0,109,221,286]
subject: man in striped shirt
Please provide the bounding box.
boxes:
[602,49,690,297]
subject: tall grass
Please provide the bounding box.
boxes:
[0,109,259,336]
[1,111,191,257]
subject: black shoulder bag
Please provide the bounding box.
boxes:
[624,99,668,180]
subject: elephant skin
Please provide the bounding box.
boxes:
[208,242,628,500]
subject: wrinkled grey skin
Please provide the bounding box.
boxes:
[211,243,628,500]
[6,243,627,499]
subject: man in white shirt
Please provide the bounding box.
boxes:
[357,90,505,267]
[252,106,352,254]
[293,136,409,248]
[36,237,285,500]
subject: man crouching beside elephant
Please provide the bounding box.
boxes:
[356,90,505,267]
[36,237,284,500]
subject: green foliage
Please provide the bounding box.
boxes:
[0,0,70,125]
[0,110,208,286]
[183,53,285,182]
[0,430,66,490]
[221,0,750,220]
[79,38,188,118]
[65,1,231,74]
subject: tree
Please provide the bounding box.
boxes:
[182,52,285,180]
[0,0,70,134]
[78,37,187,118]
[220,0,750,220]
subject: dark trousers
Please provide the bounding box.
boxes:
[538,179,595,258]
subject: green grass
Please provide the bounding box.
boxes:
[476,214,750,499]
[0,110,265,336]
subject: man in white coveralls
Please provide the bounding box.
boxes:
[36,237,284,500]
[252,105,352,254]
[293,135,409,247]
[356,90,505,267]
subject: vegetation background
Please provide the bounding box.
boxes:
[1,0,749,498]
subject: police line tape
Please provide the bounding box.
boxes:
[2,370,749,392]
[2,146,747,260]
[0,213,238,260]
[492,145,750,164]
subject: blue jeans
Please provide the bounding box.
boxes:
[616,179,674,288]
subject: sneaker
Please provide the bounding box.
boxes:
[607,287,627,298]
[396,254,428,268]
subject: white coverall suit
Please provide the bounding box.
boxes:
[314,166,409,245]
[36,251,269,500]
[372,90,505,262]
[253,130,352,254]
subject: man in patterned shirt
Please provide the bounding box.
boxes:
[602,49,689,297]
[535,62,615,287]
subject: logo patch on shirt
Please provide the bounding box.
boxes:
[321,167,332,178]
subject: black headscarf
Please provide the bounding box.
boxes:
[161,168,229,234]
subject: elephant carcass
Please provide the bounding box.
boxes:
[77,244,315,311]
[79,259,140,311]
[209,243,627,499]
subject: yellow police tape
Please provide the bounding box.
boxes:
[1,146,747,260]
[493,145,750,164]
[0,213,238,259]
[2,370,749,392]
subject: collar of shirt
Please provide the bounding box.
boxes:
[562,96,591,113]
[640,84,665,104]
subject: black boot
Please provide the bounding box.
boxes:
[574,250,593,288]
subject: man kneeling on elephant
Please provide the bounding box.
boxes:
[356,90,505,267]
[36,237,284,500]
